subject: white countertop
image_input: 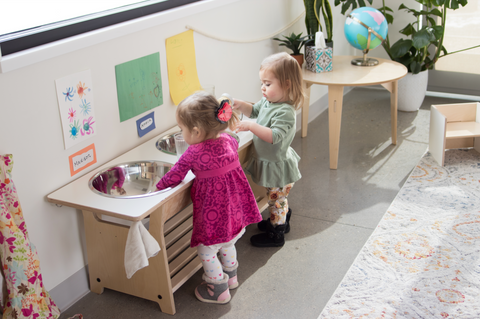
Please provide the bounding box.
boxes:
[47,125,253,222]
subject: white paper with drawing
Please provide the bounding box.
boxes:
[55,70,97,149]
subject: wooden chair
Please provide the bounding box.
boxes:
[429,102,480,166]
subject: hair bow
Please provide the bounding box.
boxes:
[215,100,233,124]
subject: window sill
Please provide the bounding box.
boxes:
[0,0,239,73]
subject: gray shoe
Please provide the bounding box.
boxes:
[222,261,239,289]
[195,273,231,304]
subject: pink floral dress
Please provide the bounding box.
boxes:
[156,133,262,247]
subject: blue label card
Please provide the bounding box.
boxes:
[137,112,156,137]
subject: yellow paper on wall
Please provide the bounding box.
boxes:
[166,30,202,105]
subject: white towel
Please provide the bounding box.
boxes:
[124,221,161,279]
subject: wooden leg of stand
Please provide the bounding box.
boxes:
[328,85,344,170]
[302,82,312,138]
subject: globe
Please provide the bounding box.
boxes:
[344,7,388,66]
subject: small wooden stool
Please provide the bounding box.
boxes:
[429,102,480,166]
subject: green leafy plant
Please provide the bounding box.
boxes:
[378,0,480,74]
[304,0,372,46]
[273,32,309,55]
[304,0,333,45]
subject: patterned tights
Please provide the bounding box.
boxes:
[197,244,237,281]
[267,183,294,226]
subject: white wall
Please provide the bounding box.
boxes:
[0,0,356,311]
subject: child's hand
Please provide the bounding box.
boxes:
[236,121,252,133]
[232,98,241,110]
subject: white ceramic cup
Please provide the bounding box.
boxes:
[174,132,189,160]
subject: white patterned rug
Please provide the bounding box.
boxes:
[319,149,480,319]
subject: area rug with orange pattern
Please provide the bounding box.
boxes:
[319,149,480,319]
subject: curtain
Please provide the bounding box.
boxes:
[0,154,60,318]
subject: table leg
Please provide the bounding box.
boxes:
[302,82,312,138]
[328,85,344,170]
[381,81,399,145]
[390,80,398,145]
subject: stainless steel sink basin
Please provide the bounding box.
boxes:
[155,130,240,155]
[88,161,174,198]
[156,131,179,155]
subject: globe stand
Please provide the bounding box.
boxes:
[348,14,385,67]
[351,50,379,66]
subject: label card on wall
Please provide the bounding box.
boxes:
[136,112,156,137]
[69,144,97,176]
[115,52,163,122]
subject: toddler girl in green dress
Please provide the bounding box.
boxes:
[234,52,305,247]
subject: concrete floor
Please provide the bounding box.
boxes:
[58,87,468,319]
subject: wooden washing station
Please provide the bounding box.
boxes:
[47,126,268,315]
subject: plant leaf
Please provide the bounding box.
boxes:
[400,24,416,36]
[410,61,422,74]
[390,39,413,58]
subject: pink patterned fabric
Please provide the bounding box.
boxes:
[0,154,60,318]
[156,133,262,247]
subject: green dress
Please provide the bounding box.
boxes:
[244,98,302,187]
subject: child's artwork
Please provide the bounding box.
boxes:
[115,52,163,122]
[55,70,96,150]
[166,30,202,105]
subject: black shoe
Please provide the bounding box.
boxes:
[250,223,286,247]
[257,208,291,233]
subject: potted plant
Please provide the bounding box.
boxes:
[273,32,309,66]
[304,0,333,47]
[376,0,480,111]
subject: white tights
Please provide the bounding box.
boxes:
[197,244,237,281]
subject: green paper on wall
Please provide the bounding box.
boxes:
[115,52,163,122]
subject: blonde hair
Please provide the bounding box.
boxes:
[260,52,305,110]
[176,91,240,139]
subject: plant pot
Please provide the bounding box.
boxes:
[397,70,429,112]
[291,54,304,67]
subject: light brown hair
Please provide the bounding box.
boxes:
[176,91,240,139]
[260,52,305,110]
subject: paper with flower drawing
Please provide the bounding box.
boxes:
[55,70,97,150]
[166,30,202,105]
[115,52,163,122]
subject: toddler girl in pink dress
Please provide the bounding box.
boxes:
[156,91,262,304]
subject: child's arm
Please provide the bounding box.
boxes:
[236,121,273,144]
[233,99,253,118]
[156,157,191,190]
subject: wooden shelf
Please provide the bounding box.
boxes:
[446,121,480,139]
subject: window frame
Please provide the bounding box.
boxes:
[0,0,201,56]
[0,0,240,73]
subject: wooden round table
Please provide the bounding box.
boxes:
[301,55,408,169]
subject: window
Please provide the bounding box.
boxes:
[428,1,480,96]
[0,0,201,56]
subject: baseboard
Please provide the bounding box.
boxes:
[358,85,480,102]
[49,266,90,312]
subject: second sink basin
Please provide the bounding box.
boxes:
[88,160,175,199]
[156,131,180,155]
[155,130,240,155]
